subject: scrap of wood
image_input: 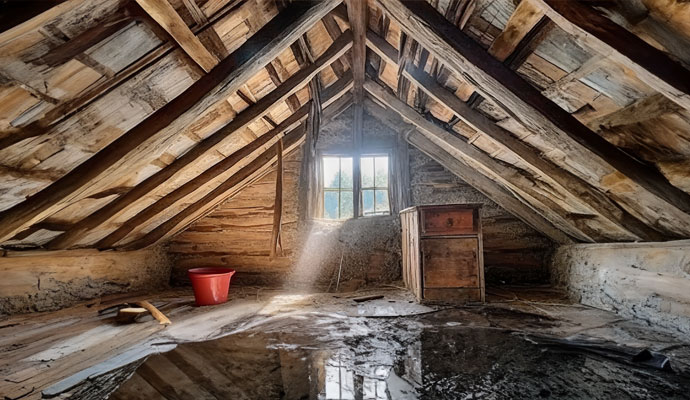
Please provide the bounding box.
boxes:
[135,300,171,325]
[115,307,148,323]
[352,294,384,302]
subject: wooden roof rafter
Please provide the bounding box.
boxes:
[365,28,664,242]
[94,71,353,249]
[122,87,355,249]
[0,0,343,244]
[530,0,690,112]
[363,92,572,244]
[45,27,353,250]
[374,0,690,238]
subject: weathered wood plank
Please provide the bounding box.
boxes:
[0,0,341,243]
[375,0,690,236]
[269,139,284,257]
[406,129,571,244]
[135,0,218,72]
[47,39,352,250]
[34,13,133,67]
[365,79,591,241]
[346,0,366,102]
[488,0,545,62]
[122,127,305,249]
[366,31,662,241]
[532,0,690,112]
[139,92,352,248]
[587,93,682,132]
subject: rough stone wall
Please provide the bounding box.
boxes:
[409,148,554,285]
[0,246,172,314]
[550,240,690,334]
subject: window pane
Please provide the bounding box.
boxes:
[340,157,353,189]
[324,191,339,219]
[340,191,353,219]
[362,189,375,216]
[361,157,374,188]
[374,156,389,187]
[375,190,390,214]
[323,157,340,189]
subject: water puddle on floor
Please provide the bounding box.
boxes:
[109,308,690,400]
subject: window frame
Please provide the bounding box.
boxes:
[359,152,392,217]
[320,154,354,220]
[317,149,393,221]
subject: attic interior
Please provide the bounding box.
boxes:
[1,0,690,398]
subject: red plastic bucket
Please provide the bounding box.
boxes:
[188,268,236,306]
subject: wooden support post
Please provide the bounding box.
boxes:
[270,139,284,258]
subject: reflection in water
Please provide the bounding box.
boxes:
[110,314,690,400]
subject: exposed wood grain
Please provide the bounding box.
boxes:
[180,0,208,25]
[532,0,690,112]
[365,79,593,241]
[0,1,341,244]
[122,127,306,250]
[488,0,545,62]
[346,0,366,102]
[34,13,133,67]
[375,0,690,235]
[269,139,284,258]
[48,38,352,250]
[365,32,662,241]
[404,130,572,244]
[135,0,219,72]
[587,93,682,132]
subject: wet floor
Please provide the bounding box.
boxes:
[109,305,690,400]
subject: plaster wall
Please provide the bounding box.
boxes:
[550,240,690,334]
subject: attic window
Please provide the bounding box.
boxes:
[321,154,391,220]
[360,155,390,216]
[322,156,354,220]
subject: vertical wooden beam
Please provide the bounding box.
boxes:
[347,0,367,103]
[352,102,363,218]
[270,139,284,258]
[347,0,366,218]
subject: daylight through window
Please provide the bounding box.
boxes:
[361,155,390,216]
[322,156,353,220]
